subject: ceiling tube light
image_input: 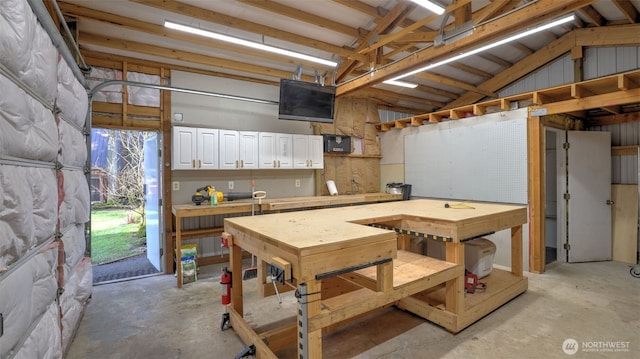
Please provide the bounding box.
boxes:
[383,79,419,88]
[388,14,575,82]
[164,21,338,67]
[410,0,445,15]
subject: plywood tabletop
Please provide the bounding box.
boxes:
[224,199,527,254]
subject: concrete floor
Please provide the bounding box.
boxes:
[66,260,639,359]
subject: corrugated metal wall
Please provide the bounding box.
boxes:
[499,55,574,97]
[584,47,640,80]
[589,122,639,185]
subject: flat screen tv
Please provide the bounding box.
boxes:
[278,79,336,123]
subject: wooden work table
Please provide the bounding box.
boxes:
[222,199,528,358]
[171,193,403,287]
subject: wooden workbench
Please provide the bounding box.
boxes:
[171,193,403,287]
[222,199,528,358]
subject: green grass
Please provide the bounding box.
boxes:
[91,209,146,265]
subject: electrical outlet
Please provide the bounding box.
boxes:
[295,179,301,188]
[228,181,234,190]
[172,181,180,191]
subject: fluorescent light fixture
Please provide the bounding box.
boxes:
[411,0,445,15]
[164,20,338,67]
[389,14,575,82]
[383,80,419,88]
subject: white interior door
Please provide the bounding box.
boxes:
[559,131,612,262]
[144,134,162,271]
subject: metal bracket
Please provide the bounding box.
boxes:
[220,312,231,331]
[315,257,392,280]
[564,193,570,200]
[234,344,256,359]
[564,243,571,250]
[563,142,570,150]
[297,283,310,359]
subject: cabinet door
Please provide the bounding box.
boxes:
[239,131,259,169]
[259,132,277,168]
[197,128,219,169]
[308,135,324,169]
[219,130,239,170]
[276,134,293,168]
[172,126,197,170]
[293,135,309,168]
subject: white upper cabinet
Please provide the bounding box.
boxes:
[219,130,259,170]
[172,126,218,170]
[293,135,324,169]
[259,132,293,169]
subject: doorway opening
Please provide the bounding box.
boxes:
[90,128,163,284]
[545,129,558,265]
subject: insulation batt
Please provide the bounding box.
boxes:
[57,58,88,128]
[0,74,58,162]
[58,169,90,230]
[127,71,160,107]
[0,0,58,103]
[12,302,62,359]
[0,166,57,270]
[88,67,123,103]
[60,257,93,352]
[58,119,88,168]
[60,223,86,282]
[0,245,58,359]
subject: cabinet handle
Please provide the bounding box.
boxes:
[241,160,244,168]
[235,160,238,168]
[198,160,202,168]
[273,160,276,168]
[278,160,281,168]
[192,159,195,168]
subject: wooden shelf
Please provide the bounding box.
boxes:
[324,153,382,158]
[612,145,639,156]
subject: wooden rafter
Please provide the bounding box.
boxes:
[79,33,317,82]
[59,2,334,72]
[336,1,416,82]
[336,0,598,96]
[130,0,367,63]
[579,5,606,26]
[612,0,639,24]
[473,0,522,24]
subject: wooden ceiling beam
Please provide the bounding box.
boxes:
[447,63,493,80]
[473,0,522,24]
[59,2,333,72]
[612,0,639,24]
[359,0,472,54]
[358,88,444,108]
[79,32,317,82]
[81,49,279,86]
[510,42,535,56]
[578,5,605,26]
[477,53,513,69]
[336,1,416,82]
[443,24,640,110]
[415,72,497,98]
[336,0,597,96]
[130,0,367,63]
[236,0,363,39]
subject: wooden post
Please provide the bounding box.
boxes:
[511,225,523,277]
[397,233,410,250]
[527,112,546,273]
[175,215,182,288]
[445,242,464,315]
[229,236,244,315]
[376,261,393,292]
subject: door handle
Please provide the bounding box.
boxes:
[606,200,614,205]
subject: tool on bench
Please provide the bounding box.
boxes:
[464,269,486,294]
[191,185,257,205]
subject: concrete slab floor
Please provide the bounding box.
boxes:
[66,260,640,359]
